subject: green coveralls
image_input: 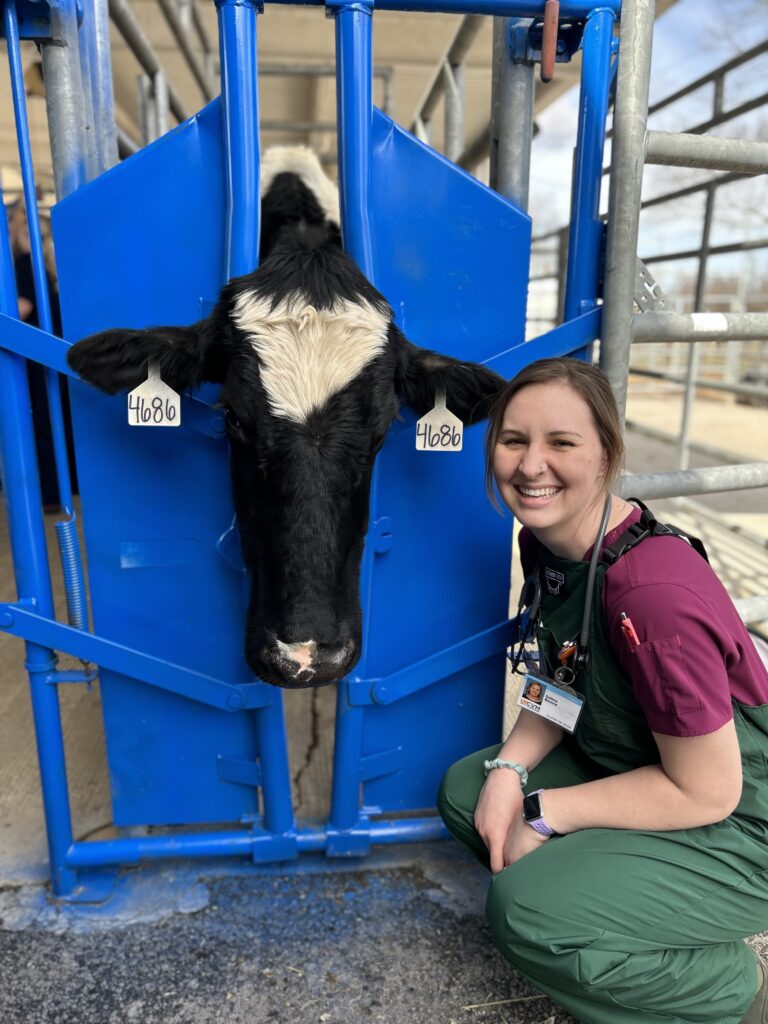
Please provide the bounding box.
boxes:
[437,544,768,1024]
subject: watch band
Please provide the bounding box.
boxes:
[522,789,559,837]
[482,759,529,787]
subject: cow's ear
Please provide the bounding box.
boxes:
[66,316,230,396]
[395,332,504,425]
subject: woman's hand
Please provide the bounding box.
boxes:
[501,813,551,868]
[474,769,525,874]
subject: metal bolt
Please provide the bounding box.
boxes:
[0,611,14,628]
[227,691,245,710]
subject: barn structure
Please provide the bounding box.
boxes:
[0,0,767,930]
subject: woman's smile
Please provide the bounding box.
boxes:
[513,484,564,505]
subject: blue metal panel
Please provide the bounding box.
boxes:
[329,111,531,826]
[51,100,288,827]
[370,110,530,351]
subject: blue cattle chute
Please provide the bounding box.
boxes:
[51,97,530,836]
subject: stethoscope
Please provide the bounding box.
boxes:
[510,493,613,685]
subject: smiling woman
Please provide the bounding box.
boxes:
[438,357,768,1024]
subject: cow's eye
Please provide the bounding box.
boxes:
[224,408,248,440]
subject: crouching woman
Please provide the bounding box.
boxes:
[438,357,768,1024]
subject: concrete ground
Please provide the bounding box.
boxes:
[0,844,571,1024]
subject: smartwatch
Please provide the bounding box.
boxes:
[522,789,560,838]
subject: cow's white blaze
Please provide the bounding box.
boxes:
[260,145,340,227]
[232,291,389,423]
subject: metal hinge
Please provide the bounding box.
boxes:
[635,259,675,313]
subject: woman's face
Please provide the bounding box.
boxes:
[526,682,542,700]
[492,381,608,546]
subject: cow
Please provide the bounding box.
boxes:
[66,146,504,690]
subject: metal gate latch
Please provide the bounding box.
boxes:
[541,0,560,82]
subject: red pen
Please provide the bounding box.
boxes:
[620,613,640,653]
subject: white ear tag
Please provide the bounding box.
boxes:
[415,390,463,452]
[127,363,181,427]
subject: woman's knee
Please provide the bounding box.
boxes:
[436,759,475,835]
[485,858,570,956]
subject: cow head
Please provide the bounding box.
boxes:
[67,148,504,689]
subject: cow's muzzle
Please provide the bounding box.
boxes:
[261,637,357,688]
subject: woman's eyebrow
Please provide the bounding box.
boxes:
[499,427,584,438]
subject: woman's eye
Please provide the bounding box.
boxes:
[553,440,574,448]
[501,437,523,447]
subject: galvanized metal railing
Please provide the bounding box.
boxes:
[601,0,768,626]
[531,32,768,452]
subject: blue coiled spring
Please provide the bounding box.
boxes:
[55,515,88,631]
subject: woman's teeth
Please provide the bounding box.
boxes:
[517,486,561,497]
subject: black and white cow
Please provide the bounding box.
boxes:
[67,146,504,689]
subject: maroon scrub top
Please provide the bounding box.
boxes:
[520,506,768,738]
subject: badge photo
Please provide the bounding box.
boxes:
[517,671,584,733]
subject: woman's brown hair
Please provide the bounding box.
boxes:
[484,357,625,507]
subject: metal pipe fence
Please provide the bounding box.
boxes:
[531,35,768,443]
[618,463,768,502]
[108,0,189,124]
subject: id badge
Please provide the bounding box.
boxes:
[517,670,584,733]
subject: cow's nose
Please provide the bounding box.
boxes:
[266,638,355,687]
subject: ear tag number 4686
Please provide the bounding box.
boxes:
[415,390,463,452]
[127,363,181,427]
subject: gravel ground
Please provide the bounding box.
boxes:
[0,843,571,1024]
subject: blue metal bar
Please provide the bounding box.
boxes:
[254,686,296,836]
[347,618,516,706]
[64,817,448,868]
[5,0,75,515]
[267,0,621,14]
[562,6,615,326]
[483,306,602,379]
[332,0,375,279]
[329,678,368,832]
[216,0,261,280]
[327,3,376,836]
[0,315,71,372]
[0,182,78,898]
[0,602,273,711]
[215,0,295,842]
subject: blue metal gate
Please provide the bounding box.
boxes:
[0,0,616,898]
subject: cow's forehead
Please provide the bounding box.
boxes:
[231,290,391,424]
